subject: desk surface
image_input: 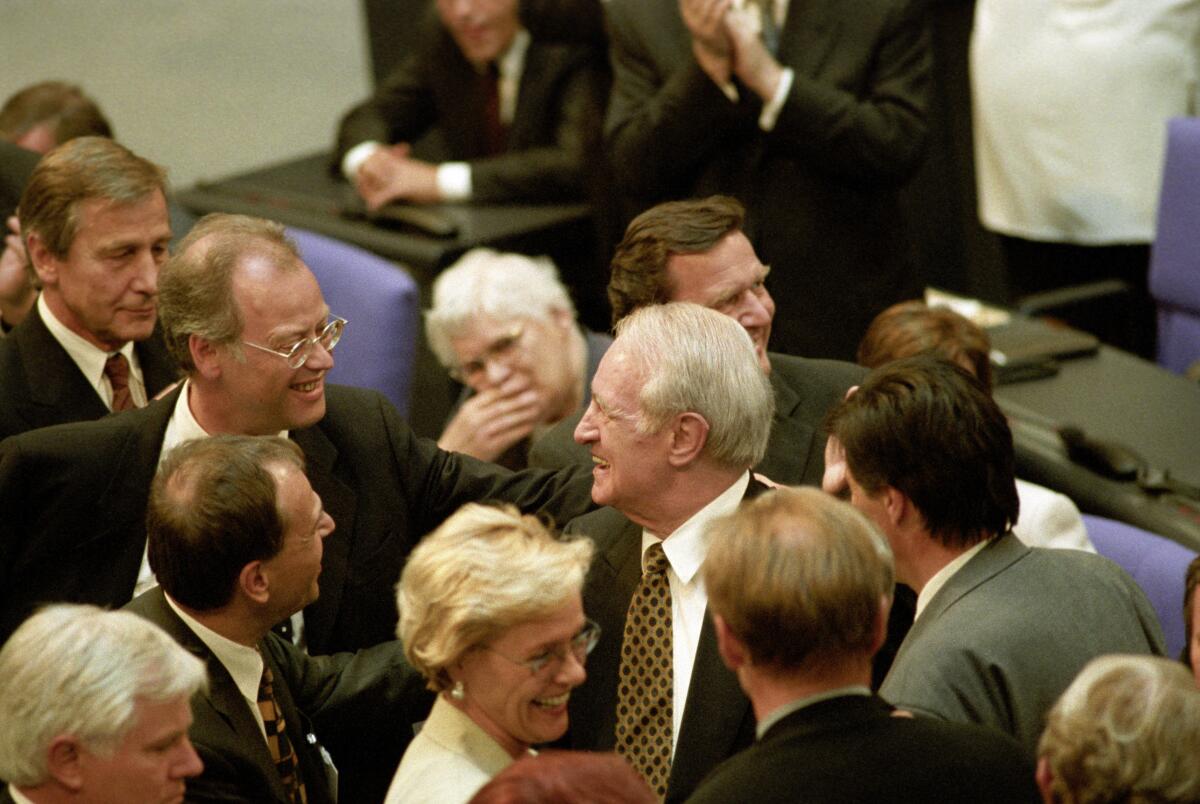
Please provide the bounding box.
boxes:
[177,151,591,278]
[996,346,1200,548]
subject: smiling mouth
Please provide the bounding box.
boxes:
[591,456,610,470]
[292,379,322,393]
[534,691,570,708]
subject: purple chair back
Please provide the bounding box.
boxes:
[1149,118,1200,376]
[1083,514,1197,658]
[287,227,419,416]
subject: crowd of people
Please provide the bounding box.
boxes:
[1,0,1200,802]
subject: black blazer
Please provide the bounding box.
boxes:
[563,479,769,803]
[687,695,1039,803]
[0,308,179,441]
[603,0,932,359]
[530,352,865,488]
[0,383,595,652]
[334,10,605,203]
[126,587,430,804]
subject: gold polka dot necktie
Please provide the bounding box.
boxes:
[615,540,673,799]
[257,661,308,803]
[103,353,134,412]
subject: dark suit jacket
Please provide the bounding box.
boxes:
[530,351,865,488]
[686,695,1039,803]
[604,0,932,360]
[126,587,430,804]
[0,383,594,652]
[334,10,605,203]
[563,479,768,803]
[880,532,1166,755]
[0,309,178,440]
[0,142,39,222]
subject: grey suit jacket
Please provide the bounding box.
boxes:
[529,351,864,487]
[879,532,1166,755]
[604,0,931,360]
[0,308,179,441]
[334,10,605,203]
[126,587,429,804]
[563,480,768,803]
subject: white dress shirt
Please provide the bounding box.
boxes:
[914,538,990,621]
[38,293,147,409]
[640,471,750,754]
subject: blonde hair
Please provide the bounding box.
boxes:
[396,503,593,691]
[1038,654,1200,803]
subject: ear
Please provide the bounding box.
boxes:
[45,735,85,792]
[879,485,909,531]
[550,306,573,332]
[713,613,748,672]
[1035,757,1056,804]
[25,230,60,288]
[239,560,270,605]
[666,412,709,468]
[189,334,223,380]
[869,594,891,656]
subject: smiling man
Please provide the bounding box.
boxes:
[0,604,205,804]
[334,0,604,205]
[531,196,863,485]
[0,136,178,439]
[563,302,774,802]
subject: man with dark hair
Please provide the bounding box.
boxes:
[531,195,863,487]
[690,486,1037,803]
[0,136,177,436]
[829,356,1164,754]
[0,212,593,662]
[128,435,428,804]
[0,81,113,155]
[603,0,932,360]
[334,0,604,206]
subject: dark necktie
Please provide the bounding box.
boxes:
[104,353,134,412]
[481,62,507,156]
[257,661,308,803]
[615,541,673,798]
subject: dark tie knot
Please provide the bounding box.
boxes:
[104,353,130,384]
[644,542,670,576]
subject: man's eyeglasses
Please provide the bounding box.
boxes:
[484,618,601,676]
[449,322,525,383]
[243,317,347,369]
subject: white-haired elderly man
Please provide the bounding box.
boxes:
[0,604,206,804]
[562,302,775,802]
[425,247,610,467]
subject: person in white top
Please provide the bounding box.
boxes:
[0,604,205,804]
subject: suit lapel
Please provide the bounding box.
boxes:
[15,310,108,421]
[759,368,818,483]
[135,331,182,398]
[291,424,355,653]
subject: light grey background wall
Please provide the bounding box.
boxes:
[0,0,373,187]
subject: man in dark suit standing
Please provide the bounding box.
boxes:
[529,196,864,486]
[335,0,604,206]
[689,485,1038,803]
[127,435,428,804]
[0,604,205,804]
[0,136,177,438]
[604,0,932,360]
[563,302,774,802]
[830,357,1165,755]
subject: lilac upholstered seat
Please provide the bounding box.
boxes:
[1149,118,1200,376]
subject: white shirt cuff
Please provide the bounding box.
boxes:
[436,162,473,202]
[342,141,383,181]
[759,68,794,132]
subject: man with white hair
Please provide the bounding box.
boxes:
[426,247,610,466]
[0,604,206,804]
[563,302,775,802]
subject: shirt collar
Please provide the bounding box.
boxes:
[755,685,873,739]
[165,592,263,707]
[38,292,139,388]
[914,538,991,620]
[641,472,751,584]
[8,784,36,804]
[496,27,530,79]
[160,380,288,462]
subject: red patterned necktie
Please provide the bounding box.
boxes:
[103,353,134,412]
[615,540,673,798]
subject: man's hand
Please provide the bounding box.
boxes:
[724,5,784,101]
[437,375,548,462]
[0,216,36,329]
[354,144,443,209]
[681,0,734,86]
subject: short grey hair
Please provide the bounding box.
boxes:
[615,302,774,469]
[396,503,593,692]
[0,605,207,786]
[424,248,576,368]
[1038,654,1200,803]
